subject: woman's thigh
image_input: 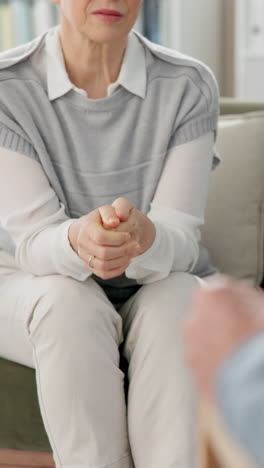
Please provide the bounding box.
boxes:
[0,251,36,366]
[0,251,123,368]
[119,273,201,468]
[120,272,200,350]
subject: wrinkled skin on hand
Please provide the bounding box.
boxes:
[68,197,155,280]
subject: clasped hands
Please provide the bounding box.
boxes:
[69,197,156,280]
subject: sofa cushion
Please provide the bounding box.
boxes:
[0,357,51,452]
[201,111,264,285]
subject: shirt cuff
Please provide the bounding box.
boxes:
[53,219,92,281]
[125,221,197,284]
[125,222,162,282]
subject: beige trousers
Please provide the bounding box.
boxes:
[0,251,200,468]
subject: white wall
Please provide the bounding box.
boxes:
[181,0,222,88]
[160,0,223,92]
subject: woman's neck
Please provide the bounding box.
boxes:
[59,23,128,99]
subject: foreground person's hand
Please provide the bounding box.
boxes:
[183,280,264,400]
[68,205,140,279]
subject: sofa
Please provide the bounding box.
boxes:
[201,98,264,288]
[1,98,264,468]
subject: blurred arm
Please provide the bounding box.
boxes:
[217,332,264,468]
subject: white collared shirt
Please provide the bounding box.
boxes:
[0,27,215,283]
[45,26,147,101]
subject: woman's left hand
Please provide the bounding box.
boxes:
[102,197,156,256]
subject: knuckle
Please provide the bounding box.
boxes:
[97,258,112,274]
[127,246,135,257]
[100,204,111,211]
[76,233,86,249]
[101,260,110,270]
[100,248,110,261]
[94,231,105,244]
[100,266,125,280]
[122,257,130,267]
[100,270,111,280]
[114,197,126,204]
[101,205,115,218]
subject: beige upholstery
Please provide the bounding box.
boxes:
[201,111,264,285]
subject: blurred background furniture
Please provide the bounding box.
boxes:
[200,97,264,468]
[1,98,264,468]
[202,99,264,287]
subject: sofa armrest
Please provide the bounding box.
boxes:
[220,98,264,115]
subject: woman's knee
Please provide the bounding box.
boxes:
[151,272,199,319]
[123,273,200,339]
[27,275,122,344]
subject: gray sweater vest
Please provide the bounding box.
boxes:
[0,30,219,290]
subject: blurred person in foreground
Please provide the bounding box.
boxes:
[184,279,264,467]
[0,0,220,467]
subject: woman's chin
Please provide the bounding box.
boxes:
[83,26,128,44]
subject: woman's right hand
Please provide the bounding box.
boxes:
[68,206,140,279]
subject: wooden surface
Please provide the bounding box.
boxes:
[200,401,256,468]
[199,404,222,468]
[0,449,54,468]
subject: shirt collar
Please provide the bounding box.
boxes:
[45,26,147,101]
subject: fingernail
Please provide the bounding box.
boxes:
[108,217,118,224]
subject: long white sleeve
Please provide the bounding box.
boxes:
[125,132,216,284]
[0,148,91,280]
[0,133,215,283]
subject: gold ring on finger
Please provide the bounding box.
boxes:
[88,255,95,269]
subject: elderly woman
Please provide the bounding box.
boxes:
[0,1,219,467]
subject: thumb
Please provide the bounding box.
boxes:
[112,197,135,222]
